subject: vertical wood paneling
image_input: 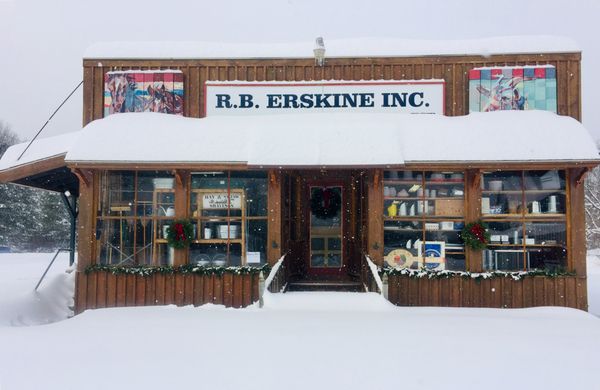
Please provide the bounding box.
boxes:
[96,271,107,309]
[576,278,587,310]
[567,60,581,120]
[556,61,568,115]
[223,273,233,307]
[544,279,555,306]
[407,279,419,306]
[164,275,175,305]
[75,272,87,314]
[385,276,583,310]
[174,274,185,306]
[533,278,545,307]
[155,274,165,305]
[242,275,252,307]
[92,67,104,120]
[125,274,136,306]
[116,273,126,307]
[83,66,94,126]
[213,276,223,305]
[501,278,512,308]
[145,275,155,305]
[106,273,117,307]
[135,275,145,306]
[233,275,243,308]
[512,280,523,308]
[193,275,204,306]
[183,275,194,306]
[555,277,566,307]
[86,272,97,309]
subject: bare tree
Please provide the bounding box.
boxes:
[585,140,600,249]
[0,120,19,157]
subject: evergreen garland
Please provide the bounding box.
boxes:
[85,263,270,277]
[382,267,575,281]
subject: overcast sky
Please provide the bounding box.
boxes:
[1,0,599,141]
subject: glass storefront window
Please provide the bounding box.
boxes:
[383,170,465,271]
[96,171,175,266]
[482,170,567,271]
[189,171,267,266]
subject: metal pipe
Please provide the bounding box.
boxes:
[34,248,70,291]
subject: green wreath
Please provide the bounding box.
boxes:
[310,187,342,220]
[460,221,490,250]
[166,219,194,249]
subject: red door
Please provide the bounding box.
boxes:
[306,181,344,276]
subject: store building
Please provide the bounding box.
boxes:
[1,37,598,312]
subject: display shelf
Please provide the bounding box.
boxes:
[192,239,243,244]
[487,243,565,248]
[191,188,247,264]
[384,196,462,201]
[384,216,464,221]
[482,189,565,194]
[483,213,566,219]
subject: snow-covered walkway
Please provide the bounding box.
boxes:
[2,253,600,389]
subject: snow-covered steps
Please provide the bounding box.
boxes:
[286,280,364,292]
[262,291,393,311]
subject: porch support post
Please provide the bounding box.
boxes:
[568,167,588,310]
[73,169,95,273]
[267,169,283,265]
[173,170,189,266]
[465,169,483,272]
[569,167,588,277]
[367,169,384,266]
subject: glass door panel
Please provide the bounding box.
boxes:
[309,186,343,269]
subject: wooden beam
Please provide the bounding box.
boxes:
[72,168,92,188]
[576,167,591,185]
[0,155,67,183]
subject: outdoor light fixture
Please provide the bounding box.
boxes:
[313,37,326,66]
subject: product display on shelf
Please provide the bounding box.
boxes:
[383,170,466,271]
[481,169,567,271]
[190,189,246,266]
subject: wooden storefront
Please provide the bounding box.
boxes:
[1,42,597,313]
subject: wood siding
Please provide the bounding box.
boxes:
[387,275,587,310]
[82,53,582,126]
[75,271,260,313]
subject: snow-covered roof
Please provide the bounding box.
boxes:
[0,132,78,172]
[84,36,580,60]
[62,111,599,167]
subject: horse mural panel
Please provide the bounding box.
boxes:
[468,66,557,113]
[104,71,184,116]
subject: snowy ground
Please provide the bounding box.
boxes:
[0,253,73,326]
[1,253,600,390]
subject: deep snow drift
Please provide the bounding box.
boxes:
[1,253,600,390]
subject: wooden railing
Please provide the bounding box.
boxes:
[361,254,383,294]
[266,254,289,293]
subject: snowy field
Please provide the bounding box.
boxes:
[1,253,600,389]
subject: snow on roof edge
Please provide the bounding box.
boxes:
[64,111,600,166]
[84,35,580,60]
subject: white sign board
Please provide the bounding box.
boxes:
[202,193,242,209]
[205,80,445,116]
